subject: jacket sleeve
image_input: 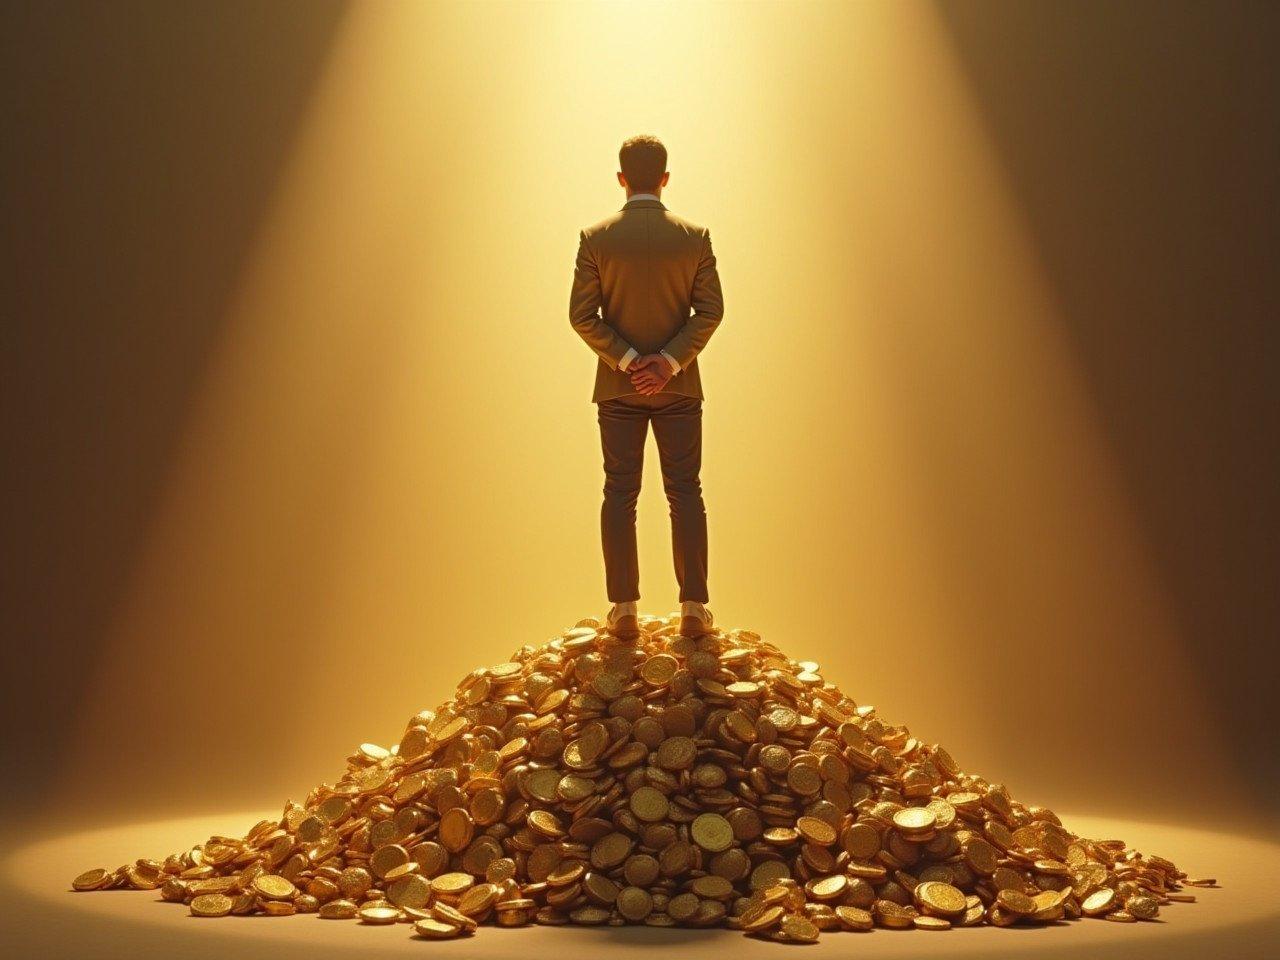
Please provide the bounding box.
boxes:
[569,230,633,369]
[661,228,724,370]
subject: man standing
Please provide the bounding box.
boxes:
[569,135,724,640]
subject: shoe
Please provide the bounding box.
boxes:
[605,603,640,640]
[680,602,714,639]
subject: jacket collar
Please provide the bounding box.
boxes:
[619,196,666,211]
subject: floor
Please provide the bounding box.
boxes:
[2,809,1277,960]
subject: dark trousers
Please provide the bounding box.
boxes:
[597,392,709,604]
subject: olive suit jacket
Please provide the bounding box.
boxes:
[569,197,724,403]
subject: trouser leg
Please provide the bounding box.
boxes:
[597,398,649,603]
[650,396,709,604]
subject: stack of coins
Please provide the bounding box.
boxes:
[71,614,1213,942]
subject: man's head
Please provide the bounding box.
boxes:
[618,135,669,195]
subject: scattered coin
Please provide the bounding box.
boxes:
[72,869,108,892]
[414,918,461,939]
[913,915,952,930]
[190,894,233,917]
[358,904,400,924]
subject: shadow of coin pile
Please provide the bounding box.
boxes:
[70,614,1212,942]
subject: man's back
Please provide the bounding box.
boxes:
[570,196,724,402]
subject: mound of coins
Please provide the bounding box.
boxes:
[71,613,1213,943]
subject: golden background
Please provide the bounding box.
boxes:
[3,0,1277,852]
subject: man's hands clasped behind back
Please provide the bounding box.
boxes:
[629,354,675,395]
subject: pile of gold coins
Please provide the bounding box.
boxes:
[72,614,1212,942]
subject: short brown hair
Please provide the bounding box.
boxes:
[619,135,667,193]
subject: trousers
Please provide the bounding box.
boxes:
[596,392,709,604]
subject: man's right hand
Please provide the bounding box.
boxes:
[629,355,674,395]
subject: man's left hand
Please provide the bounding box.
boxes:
[629,355,673,395]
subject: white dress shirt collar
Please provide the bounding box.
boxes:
[626,192,661,203]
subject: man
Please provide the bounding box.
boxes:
[568,134,725,641]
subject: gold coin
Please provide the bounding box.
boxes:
[319,899,359,919]
[690,875,733,899]
[458,883,499,916]
[796,816,836,846]
[433,716,468,744]
[382,861,418,882]
[779,914,819,942]
[190,894,233,918]
[430,872,475,896]
[525,768,561,803]
[667,892,700,921]
[640,655,679,686]
[546,860,586,887]
[724,712,756,742]
[1082,888,1118,916]
[786,763,822,795]
[570,905,611,925]
[440,807,476,851]
[370,844,409,879]
[590,832,633,869]
[616,886,653,921]
[873,900,916,929]
[763,826,798,845]
[892,807,937,834]
[527,809,564,838]
[691,813,734,853]
[925,798,957,829]
[750,860,791,891]
[252,874,296,901]
[913,915,951,930]
[387,873,431,909]
[963,837,999,875]
[623,854,661,887]
[768,706,799,730]
[655,736,696,770]
[997,889,1037,916]
[535,688,569,715]
[318,795,352,823]
[262,900,296,916]
[583,872,620,905]
[915,880,967,917]
[739,903,785,931]
[414,918,461,939]
[807,875,848,900]
[1127,895,1159,920]
[72,869,108,891]
[843,822,881,859]
[629,786,670,822]
[835,905,874,931]
[358,904,400,924]
[430,902,476,931]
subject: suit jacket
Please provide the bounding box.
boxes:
[569,197,724,403]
